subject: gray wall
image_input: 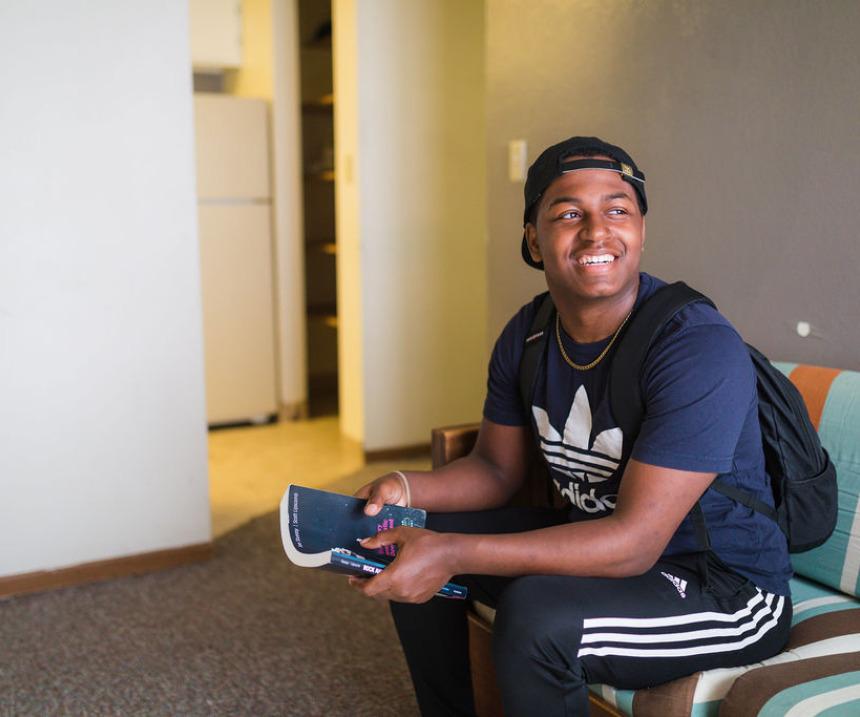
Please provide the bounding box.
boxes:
[486,0,860,370]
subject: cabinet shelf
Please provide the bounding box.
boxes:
[305,169,335,182]
[302,94,334,112]
[306,239,336,255]
[307,305,338,328]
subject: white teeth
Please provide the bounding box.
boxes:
[578,254,615,265]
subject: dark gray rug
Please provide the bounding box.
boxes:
[0,510,419,716]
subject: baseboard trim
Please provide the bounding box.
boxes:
[279,401,309,421]
[0,541,215,599]
[364,443,431,463]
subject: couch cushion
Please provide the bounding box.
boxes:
[719,654,860,717]
[791,576,860,632]
[588,576,860,717]
[773,364,860,597]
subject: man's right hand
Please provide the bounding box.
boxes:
[354,472,409,516]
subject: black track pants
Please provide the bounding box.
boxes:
[389,507,792,717]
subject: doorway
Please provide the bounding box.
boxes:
[298,0,338,417]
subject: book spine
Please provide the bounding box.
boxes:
[437,582,468,600]
[330,552,467,600]
[329,552,385,577]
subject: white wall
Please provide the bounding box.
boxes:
[485,0,860,371]
[334,0,488,452]
[0,1,211,577]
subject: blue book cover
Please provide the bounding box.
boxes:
[279,484,467,599]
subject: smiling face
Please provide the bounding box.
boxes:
[524,156,645,306]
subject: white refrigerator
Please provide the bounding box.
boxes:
[194,93,278,426]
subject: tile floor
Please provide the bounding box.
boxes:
[207,416,432,537]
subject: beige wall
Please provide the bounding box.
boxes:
[334,0,488,451]
[225,0,274,98]
[486,0,860,370]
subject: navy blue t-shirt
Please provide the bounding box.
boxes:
[483,273,792,596]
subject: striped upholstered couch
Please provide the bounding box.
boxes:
[430,363,860,716]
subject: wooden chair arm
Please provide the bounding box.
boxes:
[430,422,554,509]
[431,423,480,469]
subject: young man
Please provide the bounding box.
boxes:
[351,137,793,716]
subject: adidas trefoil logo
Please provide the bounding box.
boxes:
[661,572,688,599]
[532,385,623,486]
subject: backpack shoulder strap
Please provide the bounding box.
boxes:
[518,292,556,412]
[520,283,716,445]
[710,480,777,521]
[609,282,717,552]
[610,281,715,450]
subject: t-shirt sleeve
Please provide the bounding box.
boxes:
[482,303,535,427]
[630,313,757,474]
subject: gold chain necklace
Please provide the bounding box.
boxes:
[555,310,632,371]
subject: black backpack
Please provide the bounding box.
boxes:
[519,282,838,553]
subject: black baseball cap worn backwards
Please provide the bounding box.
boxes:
[521,136,647,269]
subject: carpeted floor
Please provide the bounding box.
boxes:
[0,508,419,716]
